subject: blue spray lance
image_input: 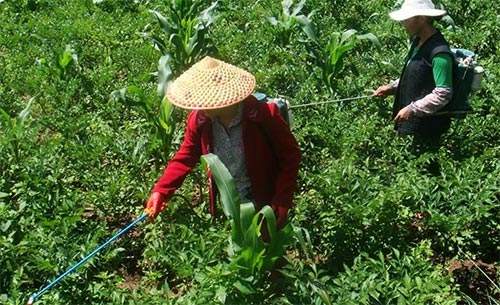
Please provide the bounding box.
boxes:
[27,212,149,305]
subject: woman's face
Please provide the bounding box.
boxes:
[401,16,425,36]
[201,103,238,120]
[202,107,226,119]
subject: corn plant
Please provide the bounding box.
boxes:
[0,96,36,162]
[57,45,78,79]
[149,0,218,96]
[267,0,316,46]
[309,29,380,93]
[201,154,293,287]
[110,86,175,164]
[119,0,217,161]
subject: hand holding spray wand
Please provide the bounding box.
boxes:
[27,210,150,305]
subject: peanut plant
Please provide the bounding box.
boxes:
[1,0,498,304]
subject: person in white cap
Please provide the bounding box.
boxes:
[145,56,301,231]
[373,0,455,140]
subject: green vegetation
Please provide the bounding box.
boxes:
[266,0,316,45]
[201,154,293,276]
[309,29,380,92]
[0,0,499,304]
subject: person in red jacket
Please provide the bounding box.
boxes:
[146,56,301,229]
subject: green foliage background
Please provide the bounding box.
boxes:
[0,0,498,304]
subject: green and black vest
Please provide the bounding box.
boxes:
[394,31,453,137]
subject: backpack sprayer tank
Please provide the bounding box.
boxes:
[450,48,484,116]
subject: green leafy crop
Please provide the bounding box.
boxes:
[201,153,293,277]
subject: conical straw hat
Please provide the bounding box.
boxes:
[166,56,256,110]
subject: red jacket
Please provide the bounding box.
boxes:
[152,95,301,217]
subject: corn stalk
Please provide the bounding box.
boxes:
[309,29,380,93]
[266,0,316,46]
[201,154,293,280]
[110,86,176,164]
[113,1,218,162]
[0,96,36,162]
[149,0,218,96]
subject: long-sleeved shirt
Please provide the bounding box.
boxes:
[211,103,252,201]
[152,95,301,217]
[392,53,454,116]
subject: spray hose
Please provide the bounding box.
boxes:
[27,212,149,305]
[287,95,373,108]
[287,94,495,117]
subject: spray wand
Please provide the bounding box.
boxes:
[27,211,150,305]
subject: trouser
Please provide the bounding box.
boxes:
[395,116,451,141]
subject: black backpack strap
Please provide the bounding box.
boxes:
[430,45,453,60]
[419,31,452,63]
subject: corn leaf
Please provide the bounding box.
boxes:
[58,45,77,70]
[199,1,218,26]
[18,95,36,123]
[282,0,293,16]
[234,280,256,295]
[240,202,256,234]
[201,153,292,275]
[357,33,381,47]
[201,154,242,232]
[151,35,167,54]
[266,16,278,26]
[256,205,277,243]
[341,29,357,43]
[291,0,306,16]
[157,55,173,97]
[295,15,316,40]
[150,10,171,34]
[159,95,174,134]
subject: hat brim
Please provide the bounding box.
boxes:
[389,8,446,21]
[165,57,256,110]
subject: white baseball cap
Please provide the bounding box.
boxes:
[389,0,446,21]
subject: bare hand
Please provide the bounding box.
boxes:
[373,84,394,98]
[394,106,414,123]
